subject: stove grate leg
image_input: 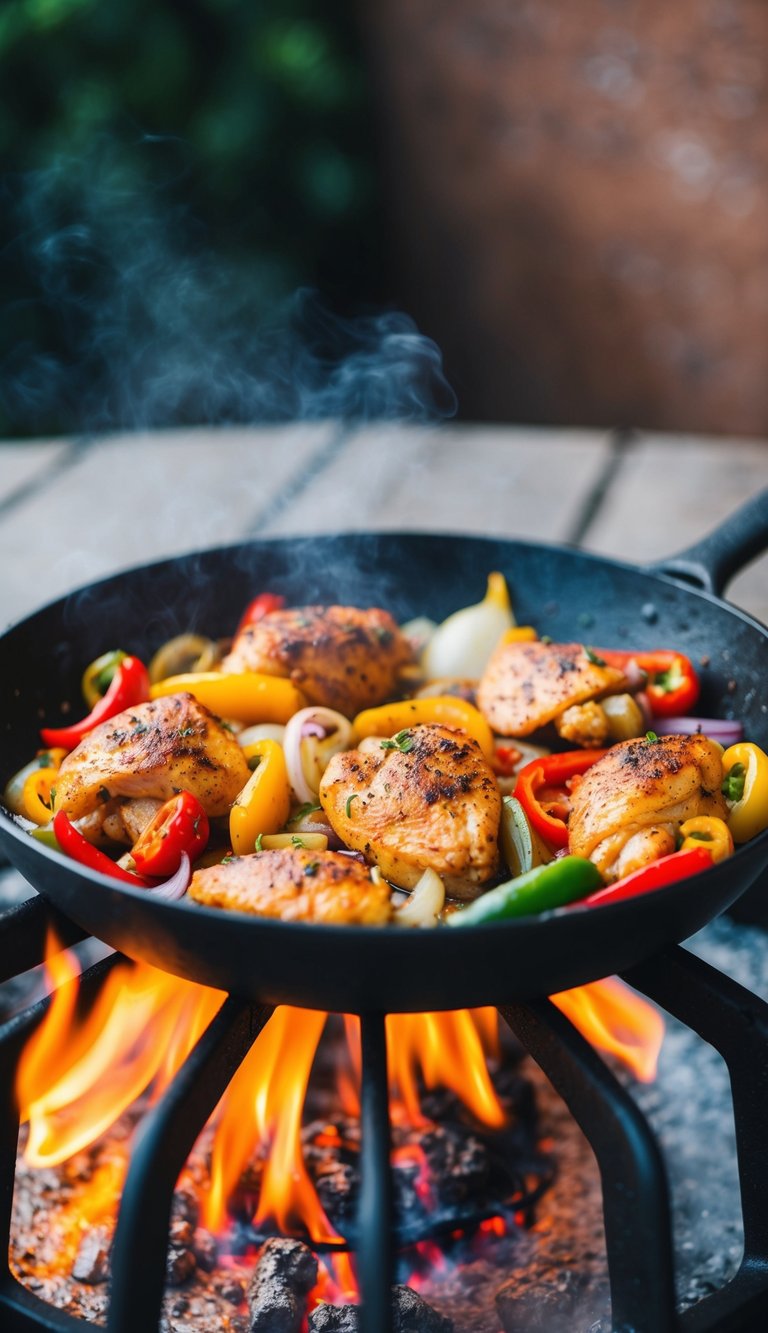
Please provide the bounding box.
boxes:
[357,1012,394,1333]
[499,996,677,1333]
[107,996,273,1333]
[626,944,768,1332]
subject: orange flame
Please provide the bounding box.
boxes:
[550,978,664,1083]
[16,932,664,1269]
[385,1010,506,1129]
[204,1007,337,1242]
[17,933,224,1167]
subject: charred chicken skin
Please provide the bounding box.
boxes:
[568,733,727,881]
[221,605,411,717]
[319,722,501,898]
[477,639,634,744]
[189,847,392,924]
[54,693,250,842]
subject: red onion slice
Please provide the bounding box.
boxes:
[145,851,192,901]
[656,716,743,745]
[283,706,354,803]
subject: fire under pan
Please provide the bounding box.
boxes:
[1,898,768,1333]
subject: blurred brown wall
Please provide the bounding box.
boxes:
[361,0,768,434]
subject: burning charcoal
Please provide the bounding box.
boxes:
[420,1126,489,1206]
[308,1287,453,1333]
[72,1222,114,1284]
[314,1161,359,1227]
[172,1180,200,1228]
[192,1227,218,1272]
[216,1276,247,1304]
[166,1218,197,1287]
[248,1236,318,1333]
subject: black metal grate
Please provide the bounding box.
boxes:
[1,898,768,1333]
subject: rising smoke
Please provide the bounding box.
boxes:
[0,142,456,436]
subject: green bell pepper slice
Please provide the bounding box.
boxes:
[447,855,602,926]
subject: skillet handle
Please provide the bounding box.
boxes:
[646,487,768,598]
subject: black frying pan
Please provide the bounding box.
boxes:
[0,492,767,1012]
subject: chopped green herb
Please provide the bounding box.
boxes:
[255,833,264,852]
[540,635,553,646]
[132,722,149,736]
[346,793,359,818]
[175,726,196,738]
[304,861,320,877]
[380,729,415,754]
[221,854,236,864]
[652,662,684,694]
[291,835,306,848]
[36,752,54,768]
[584,647,607,667]
[722,762,746,803]
[48,787,56,808]
[645,731,660,744]
[247,754,263,771]
[288,802,322,825]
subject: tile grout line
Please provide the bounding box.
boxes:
[564,429,637,548]
[242,420,356,536]
[0,436,97,523]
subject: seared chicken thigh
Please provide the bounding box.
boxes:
[221,605,411,717]
[189,847,392,924]
[319,723,501,898]
[54,693,250,839]
[569,733,727,881]
[477,640,631,739]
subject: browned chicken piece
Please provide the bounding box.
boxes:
[189,847,392,925]
[53,693,250,840]
[477,640,632,739]
[569,733,727,881]
[221,605,411,717]
[319,723,501,898]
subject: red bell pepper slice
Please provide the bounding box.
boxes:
[41,655,151,750]
[582,846,714,908]
[514,749,608,849]
[53,810,148,885]
[236,592,285,635]
[131,791,209,877]
[597,648,699,718]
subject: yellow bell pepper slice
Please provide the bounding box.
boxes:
[679,815,734,864]
[151,671,307,725]
[230,739,292,854]
[353,696,494,761]
[22,767,59,825]
[721,742,768,844]
[499,626,538,645]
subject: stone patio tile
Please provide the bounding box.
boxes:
[0,439,71,507]
[0,424,336,627]
[258,423,612,542]
[583,434,768,625]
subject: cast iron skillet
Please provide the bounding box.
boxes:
[0,492,766,1012]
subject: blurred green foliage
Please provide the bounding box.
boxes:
[0,0,386,435]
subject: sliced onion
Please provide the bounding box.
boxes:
[657,717,744,745]
[145,851,193,901]
[237,723,286,748]
[422,572,514,681]
[395,867,445,927]
[283,707,354,803]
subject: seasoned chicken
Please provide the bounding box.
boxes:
[54,693,250,839]
[569,733,727,881]
[221,605,411,717]
[189,847,392,924]
[319,723,501,898]
[477,640,632,739]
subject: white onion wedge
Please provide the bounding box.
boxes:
[237,723,286,748]
[422,572,514,681]
[394,867,445,927]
